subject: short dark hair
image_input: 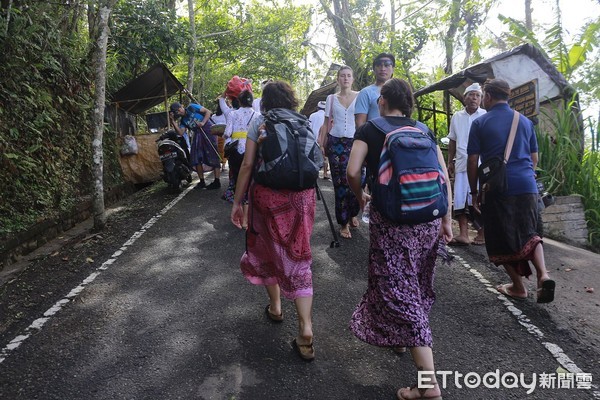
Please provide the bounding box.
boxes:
[238,90,254,108]
[373,53,396,69]
[261,81,299,111]
[483,78,511,101]
[380,78,414,117]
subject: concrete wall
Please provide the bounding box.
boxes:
[542,195,589,247]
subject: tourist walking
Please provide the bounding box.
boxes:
[467,78,555,303]
[347,78,452,400]
[319,66,361,239]
[230,81,316,361]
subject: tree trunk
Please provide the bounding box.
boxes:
[525,0,533,30]
[90,4,112,231]
[186,0,196,96]
[444,0,462,115]
[319,0,365,86]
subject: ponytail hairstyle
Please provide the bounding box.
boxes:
[380,78,414,117]
[238,90,254,108]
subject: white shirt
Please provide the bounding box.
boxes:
[447,107,486,172]
[252,98,262,113]
[224,107,258,154]
[324,94,357,138]
[308,109,325,135]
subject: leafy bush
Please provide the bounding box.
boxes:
[536,97,600,251]
[0,3,122,237]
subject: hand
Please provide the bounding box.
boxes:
[358,190,371,211]
[231,202,244,229]
[471,192,482,215]
[440,216,453,243]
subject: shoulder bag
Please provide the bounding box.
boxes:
[477,111,520,195]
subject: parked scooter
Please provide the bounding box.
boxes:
[156,130,192,193]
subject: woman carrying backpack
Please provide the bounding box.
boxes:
[230,81,317,361]
[318,65,362,239]
[346,78,453,400]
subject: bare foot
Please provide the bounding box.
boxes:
[350,217,359,228]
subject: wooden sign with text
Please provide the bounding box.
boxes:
[509,79,539,117]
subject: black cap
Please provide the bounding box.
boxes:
[170,102,182,112]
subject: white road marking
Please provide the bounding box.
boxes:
[450,252,600,396]
[0,185,193,364]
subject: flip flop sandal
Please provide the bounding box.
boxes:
[265,305,283,322]
[537,279,556,304]
[292,338,315,361]
[448,239,469,247]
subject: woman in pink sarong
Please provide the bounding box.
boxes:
[230,81,316,361]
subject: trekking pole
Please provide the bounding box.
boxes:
[315,182,340,248]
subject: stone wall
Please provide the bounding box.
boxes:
[541,195,589,247]
[0,183,137,271]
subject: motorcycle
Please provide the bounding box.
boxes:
[156,130,192,193]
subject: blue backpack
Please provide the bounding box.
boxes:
[370,117,448,224]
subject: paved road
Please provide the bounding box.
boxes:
[0,177,598,399]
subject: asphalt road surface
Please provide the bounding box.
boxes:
[0,176,598,400]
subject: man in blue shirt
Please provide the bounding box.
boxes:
[467,78,555,304]
[354,53,395,128]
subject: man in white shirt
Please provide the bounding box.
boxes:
[309,101,329,179]
[447,82,487,245]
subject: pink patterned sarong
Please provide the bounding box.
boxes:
[240,183,316,299]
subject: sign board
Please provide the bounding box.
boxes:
[509,79,539,117]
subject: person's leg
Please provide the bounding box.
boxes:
[397,347,441,399]
[196,165,206,188]
[456,214,470,243]
[530,242,555,303]
[294,296,313,344]
[498,264,528,298]
[473,226,485,244]
[265,284,282,317]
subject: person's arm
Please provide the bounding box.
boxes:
[437,147,453,243]
[169,113,186,137]
[531,152,538,174]
[467,153,481,212]
[447,139,457,176]
[196,107,212,128]
[347,139,370,210]
[355,113,367,129]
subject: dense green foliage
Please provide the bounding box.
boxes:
[537,98,600,251]
[0,2,120,236]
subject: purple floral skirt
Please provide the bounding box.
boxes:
[350,205,441,348]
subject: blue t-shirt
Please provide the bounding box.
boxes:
[467,103,538,195]
[180,103,205,131]
[354,84,381,121]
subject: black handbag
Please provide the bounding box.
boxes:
[224,140,239,158]
[478,111,520,194]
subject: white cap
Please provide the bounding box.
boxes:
[464,82,482,95]
[317,101,326,109]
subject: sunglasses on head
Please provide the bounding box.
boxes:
[375,60,394,67]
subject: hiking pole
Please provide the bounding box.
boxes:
[315,182,340,248]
